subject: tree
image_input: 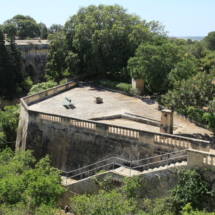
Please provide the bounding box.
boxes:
[169,169,214,213]
[161,71,215,110]
[0,29,22,99]
[39,22,48,39]
[48,24,63,34]
[168,54,198,87]
[128,40,182,92]
[46,4,166,80]
[204,31,215,51]
[3,15,40,39]
[71,189,136,215]
[0,105,20,144]
[0,148,64,208]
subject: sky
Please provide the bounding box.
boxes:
[0,0,214,37]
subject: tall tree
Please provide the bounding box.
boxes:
[204,31,215,51]
[3,15,40,39]
[46,4,166,80]
[128,40,182,92]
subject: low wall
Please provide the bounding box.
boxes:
[22,81,77,106]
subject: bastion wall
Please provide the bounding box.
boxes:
[16,77,211,171]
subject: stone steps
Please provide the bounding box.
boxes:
[142,161,187,174]
[61,176,77,186]
[113,161,187,177]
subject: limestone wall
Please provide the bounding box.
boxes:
[16,107,210,171]
[21,47,49,83]
[16,78,211,172]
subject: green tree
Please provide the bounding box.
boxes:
[161,71,215,111]
[46,4,165,80]
[204,31,215,51]
[128,41,182,92]
[48,24,63,34]
[39,22,48,39]
[0,148,64,208]
[71,189,136,215]
[168,54,198,87]
[169,169,214,213]
[3,15,40,39]
[0,30,23,99]
[0,105,20,144]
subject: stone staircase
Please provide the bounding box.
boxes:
[113,161,187,176]
[59,149,188,185]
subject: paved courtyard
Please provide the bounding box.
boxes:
[28,83,214,140]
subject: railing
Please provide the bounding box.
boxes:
[40,114,61,122]
[154,135,191,148]
[108,126,139,138]
[59,149,188,184]
[71,119,96,130]
[203,154,215,166]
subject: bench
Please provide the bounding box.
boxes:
[62,97,75,107]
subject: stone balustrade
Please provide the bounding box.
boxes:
[40,114,61,122]
[108,126,139,138]
[154,135,191,148]
[71,119,96,130]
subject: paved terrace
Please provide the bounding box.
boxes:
[28,83,213,140]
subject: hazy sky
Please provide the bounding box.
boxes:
[1,0,214,37]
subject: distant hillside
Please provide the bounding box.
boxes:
[175,36,205,41]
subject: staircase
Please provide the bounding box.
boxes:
[59,149,188,185]
[114,161,187,176]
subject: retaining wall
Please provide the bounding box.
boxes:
[16,80,211,171]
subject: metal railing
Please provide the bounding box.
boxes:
[59,149,188,184]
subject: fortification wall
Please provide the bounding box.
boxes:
[16,79,212,172]
[20,44,49,83]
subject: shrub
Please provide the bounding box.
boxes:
[59,78,67,85]
[71,189,136,215]
[129,87,141,96]
[116,83,132,93]
[28,80,58,95]
[203,112,215,128]
[21,76,33,91]
[99,79,118,89]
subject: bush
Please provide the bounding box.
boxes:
[59,78,67,85]
[116,83,132,93]
[21,76,33,91]
[28,80,58,95]
[129,87,141,96]
[99,79,118,89]
[203,112,215,128]
[71,189,136,215]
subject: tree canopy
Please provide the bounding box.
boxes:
[128,39,183,92]
[0,148,64,209]
[45,4,166,80]
[2,15,40,39]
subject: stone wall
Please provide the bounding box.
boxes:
[64,149,215,200]
[21,47,49,83]
[16,80,211,172]
[16,104,211,171]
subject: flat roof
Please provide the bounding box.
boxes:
[28,83,213,139]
